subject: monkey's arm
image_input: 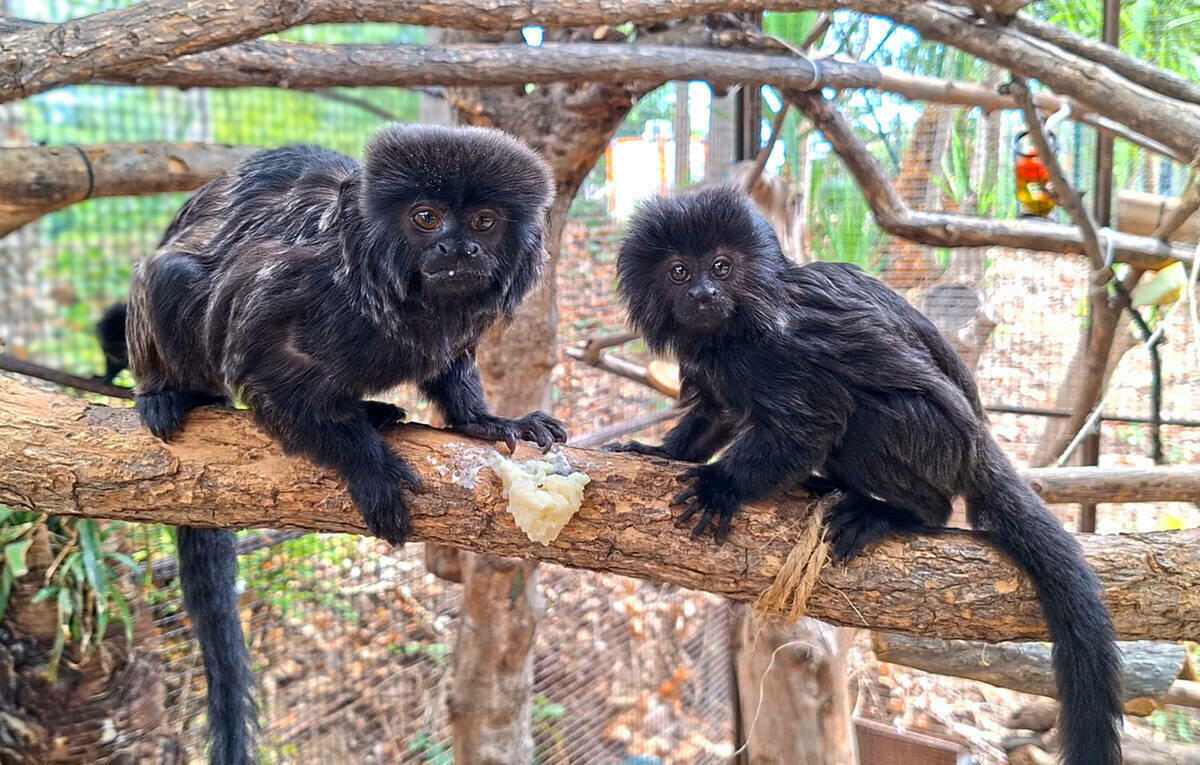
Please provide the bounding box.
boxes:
[421,352,567,452]
[674,380,851,543]
[604,383,731,462]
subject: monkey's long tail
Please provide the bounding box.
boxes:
[178,527,259,765]
[95,302,129,380]
[968,439,1122,765]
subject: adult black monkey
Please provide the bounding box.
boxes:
[115,124,566,764]
[606,186,1120,765]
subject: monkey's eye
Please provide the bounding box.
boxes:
[411,207,442,231]
[471,211,497,232]
[668,263,691,284]
[711,257,733,279]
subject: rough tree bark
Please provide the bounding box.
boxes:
[2,378,1197,641]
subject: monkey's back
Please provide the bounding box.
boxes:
[127,145,359,395]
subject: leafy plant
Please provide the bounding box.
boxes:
[0,507,141,681]
[409,732,454,765]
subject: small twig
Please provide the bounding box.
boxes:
[568,408,680,448]
[1151,161,1200,241]
[799,12,834,51]
[0,353,133,399]
[310,88,399,122]
[1008,76,1107,275]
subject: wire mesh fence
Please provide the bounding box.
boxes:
[2,1,1199,762]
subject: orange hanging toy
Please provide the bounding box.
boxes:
[1013,130,1059,217]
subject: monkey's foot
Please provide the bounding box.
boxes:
[670,465,741,545]
[824,494,928,562]
[350,462,423,545]
[451,411,567,453]
[361,400,408,430]
[135,390,223,441]
[801,474,843,496]
[601,440,672,459]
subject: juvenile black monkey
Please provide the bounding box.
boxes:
[118,124,566,764]
[607,186,1121,765]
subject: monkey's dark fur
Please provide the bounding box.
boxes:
[115,124,565,765]
[608,186,1121,765]
[94,302,128,383]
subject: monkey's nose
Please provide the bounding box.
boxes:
[464,242,481,258]
[688,285,717,305]
[436,242,450,255]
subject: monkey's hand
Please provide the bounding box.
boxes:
[601,441,672,459]
[450,411,567,453]
[361,400,408,430]
[671,465,742,545]
[349,459,424,545]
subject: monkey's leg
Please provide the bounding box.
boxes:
[252,394,421,544]
[823,492,940,562]
[673,419,840,544]
[360,400,408,431]
[422,354,567,452]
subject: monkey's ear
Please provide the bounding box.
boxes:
[500,220,546,317]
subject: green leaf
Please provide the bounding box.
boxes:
[4,539,32,578]
[107,584,135,645]
[0,566,13,624]
[104,551,140,575]
[32,585,59,604]
[78,520,106,595]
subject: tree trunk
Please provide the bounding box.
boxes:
[447,554,540,765]
[732,609,856,764]
[674,80,691,188]
[443,36,648,760]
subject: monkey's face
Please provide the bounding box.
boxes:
[618,186,787,349]
[401,201,510,298]
[359,124,555,313]
[660,249,739,331]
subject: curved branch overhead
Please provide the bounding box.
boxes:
[2,0,1200,158]
[785,87,1194,269]
[0,377,1196,643]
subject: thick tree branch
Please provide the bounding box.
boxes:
[785,88,1194,269]
[1011,13,1200,108]
[3,1,1200,158]
[0,142,258,237]
[872,633,1190,713]
[1023,465,1200,505]
[0,377,1196,642]
[0,17,1183,164]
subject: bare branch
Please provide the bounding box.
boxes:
[1012,13,1200,108]
[0,142,259,237]
[0,355,133,399]
[2,0,1199,157]
[0,377,1197,642]
[1151,168,1200,241]
[873,633,1188,712]
[1024,465,1200,505]
[784,88,1194,269]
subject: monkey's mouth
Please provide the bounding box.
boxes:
[422,267,491,296]
[678,303,732,331]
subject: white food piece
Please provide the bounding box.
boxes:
[492,450,590,545]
